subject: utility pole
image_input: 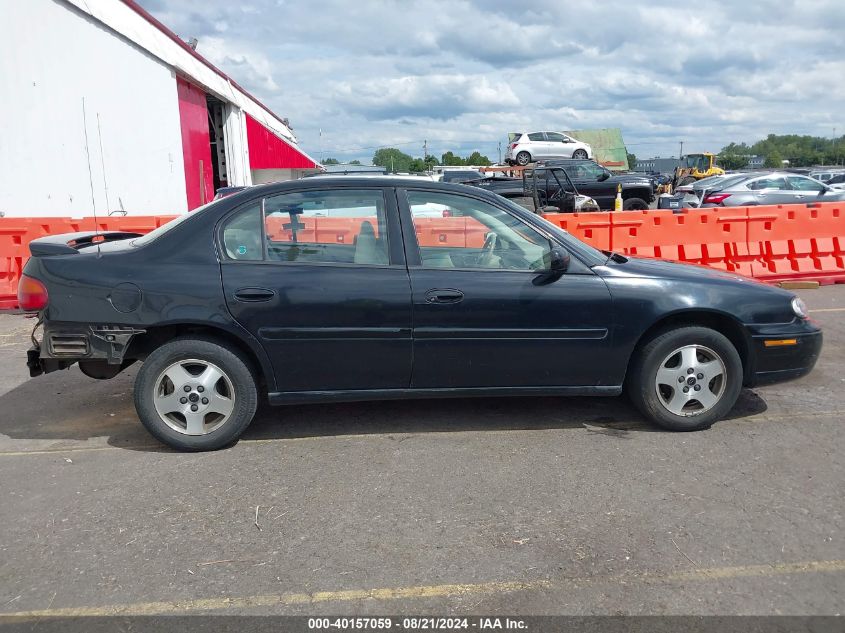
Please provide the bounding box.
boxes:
[497,141,502,164]
[679,140,684,159]
[423,139,428,161]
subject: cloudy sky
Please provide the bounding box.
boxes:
[142,0,845,164]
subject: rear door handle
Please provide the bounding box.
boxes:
[234,287,275,302]
[425,288,464,304]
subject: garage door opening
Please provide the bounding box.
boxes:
[207,95,228,192]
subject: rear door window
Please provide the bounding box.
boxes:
[219,189,391,266]
[264,189,389,265]
[748,177,789,190]
[527,133,545,142]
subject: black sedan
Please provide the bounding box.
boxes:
[19,178,821,450]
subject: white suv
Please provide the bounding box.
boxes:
[506,132,592,166]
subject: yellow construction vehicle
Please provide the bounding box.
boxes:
[669,153,724,191]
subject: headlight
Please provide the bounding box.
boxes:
[791,297,808,319]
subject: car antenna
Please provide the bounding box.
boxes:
[81,97,101,257]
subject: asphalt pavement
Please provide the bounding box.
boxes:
[0,287,842,617]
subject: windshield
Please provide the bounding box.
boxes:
[132,199,220,246]
[685,155,711,170]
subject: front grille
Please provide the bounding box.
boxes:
[48,334,90,356]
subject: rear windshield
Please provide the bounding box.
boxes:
[708,174,753,191]
[133,199,219,246]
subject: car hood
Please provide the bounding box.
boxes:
[597,254,787,290]
[607,174,653,186]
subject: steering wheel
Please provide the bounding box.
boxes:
[476,231,499,266]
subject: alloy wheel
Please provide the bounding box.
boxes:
[654,345,727,417]
[153,359,235,435]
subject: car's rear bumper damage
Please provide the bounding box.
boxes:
[27,321,144,377]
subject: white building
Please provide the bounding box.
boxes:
[0,0,321,218]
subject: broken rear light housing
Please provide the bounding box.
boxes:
[17,275,49,312]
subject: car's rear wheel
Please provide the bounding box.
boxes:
[134,337,258,451]
[572,149,588,159]
[516,151,531,166]
[627,326,742,431]
[623,197,649,210]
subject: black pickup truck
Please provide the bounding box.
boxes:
[540,159,655,210]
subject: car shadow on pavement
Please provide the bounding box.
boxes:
[0,365,768,452]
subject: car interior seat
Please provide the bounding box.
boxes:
[354,220,388,265]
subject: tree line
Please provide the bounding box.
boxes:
[322,148,494,172]
[718,134,844,170]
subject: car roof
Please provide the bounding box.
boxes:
[219,177,500,202]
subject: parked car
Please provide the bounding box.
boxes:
[701,172,845,206]
[506,132,592,166]
[824,173,845,190]
[439,170,485,184]
[674,173,752,202]
[463,175,524,198]
[539,159,655,210]
[808,169,845,184]
[20,178,820,450]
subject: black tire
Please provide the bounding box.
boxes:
[133,337,259,451]
[623,197,649,210]
[516,151,531,166]
[572,149,588,159]
[626,326,742,431]
[679,176,696,186]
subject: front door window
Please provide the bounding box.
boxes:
[405,191,552,271]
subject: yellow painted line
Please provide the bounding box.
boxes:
[663,559,845,582]
[0,579,550,617]
[0,410,841,458]
[2,560,844,617]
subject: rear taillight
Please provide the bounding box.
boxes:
[704,193,731,204]
[509,143,518,150]
[18,275,49,312]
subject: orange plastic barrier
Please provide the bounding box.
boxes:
[544,203,845,284]
[542,212,612,250]
[3,203,845,309]
[610,208,753,275]
[747,203,845,283]
[0,216,176,309]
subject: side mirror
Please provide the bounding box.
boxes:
[597,172,610,182]
[549,247,570,272]
[535,247,570,285]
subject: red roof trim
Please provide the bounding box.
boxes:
[245,114,320,170]
[121,0,291,133]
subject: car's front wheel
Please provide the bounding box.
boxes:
[627,326,742,431]
[134,337,259,451]
[515,151,531,166]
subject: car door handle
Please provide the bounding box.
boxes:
[234,287,275,302]
[424,288,464,304]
